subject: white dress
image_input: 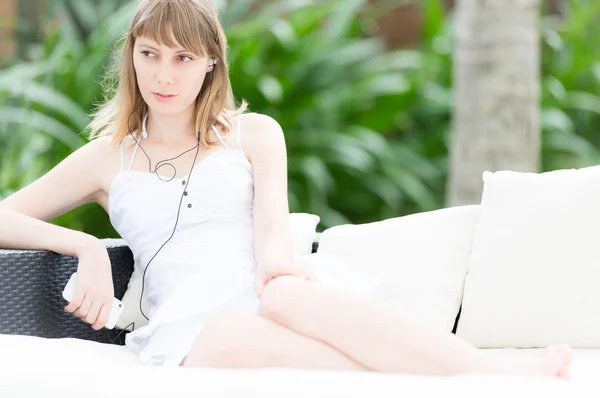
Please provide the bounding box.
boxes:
[108,114,376,367]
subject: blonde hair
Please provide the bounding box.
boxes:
[87,0,248,149]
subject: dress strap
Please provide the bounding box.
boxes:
[128,139,141,171]
[211,125,230,150]
[119,139,125,172]
[235,115,244,152]
[127,114,148,171]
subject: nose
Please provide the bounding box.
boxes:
[156,60,174,85]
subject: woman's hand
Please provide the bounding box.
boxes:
[64,237,115,330]
[255,260,318,298]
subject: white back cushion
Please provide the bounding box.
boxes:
[316,205,480,332]
[456,167,600,347]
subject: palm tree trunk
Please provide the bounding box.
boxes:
[446,0,541,207]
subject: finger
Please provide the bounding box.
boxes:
[301,268,319,282]
[64,291,85,313]
[92,303,111,331]
[256,275,269,298]
[259,273,279,297]
[255,274,263,295]
[75,296,92,318]
[282,267,308,280]
[84,300,102,326]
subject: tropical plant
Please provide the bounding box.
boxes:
[0,0,136,237]
[1,0,441,237]
[539,0,600,171]
[224,0,447,228]
[3,0,599,239]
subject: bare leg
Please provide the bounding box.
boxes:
[259,276,572,379]
[181,310,369,371]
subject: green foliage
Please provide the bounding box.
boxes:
[224,0,445,228]
[2,0,600,239]
[0,0,137,237]
[540,0,600,170]
[1,0,443,237]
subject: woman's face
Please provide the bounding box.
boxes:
[133,35,212,116]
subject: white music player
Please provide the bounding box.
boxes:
[62,272,124,330]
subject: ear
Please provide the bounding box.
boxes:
[207,58,217,73]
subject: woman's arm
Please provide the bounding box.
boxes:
[245,114,294,267]
[244,114,313,297]
[0,136,109,255]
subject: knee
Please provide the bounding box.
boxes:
[259,275,306,323]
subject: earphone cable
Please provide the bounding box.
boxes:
[105,63,216,344]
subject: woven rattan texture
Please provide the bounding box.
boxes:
[1,235,321,346]
[0,239,134,345]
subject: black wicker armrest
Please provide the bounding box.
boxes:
[0,238,134,345]
[0,233,320,347]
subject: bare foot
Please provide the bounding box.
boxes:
[520,345,573,380]
[556,346,573,380]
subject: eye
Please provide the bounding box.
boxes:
[141,50,156,58]
[179,55,193,62]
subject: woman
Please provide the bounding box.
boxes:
[0,0,572,377]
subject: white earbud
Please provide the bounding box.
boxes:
[209,59,216,66]
[141,112,149,139]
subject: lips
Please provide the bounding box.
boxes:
[153,92,177,102]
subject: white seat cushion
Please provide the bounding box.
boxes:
[0,335,591,398]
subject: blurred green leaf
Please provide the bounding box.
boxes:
[0,79,89,130]
[421,0,445,43]
[0,107,84,149]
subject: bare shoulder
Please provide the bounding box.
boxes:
[68,134,118,164]
[86,135,125,207]
[88,134,121,160]
[241,112,283,136]
[0,134,119,222]
[79,134,122,181]
[83,134,115,158]
[238,113,286,162]
[56,134,122,212]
